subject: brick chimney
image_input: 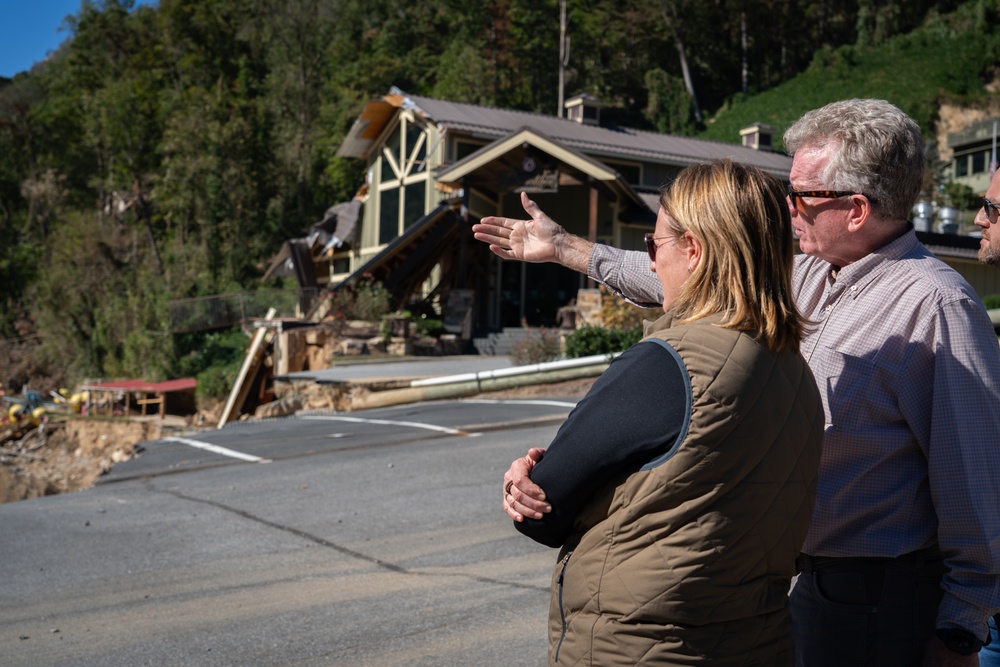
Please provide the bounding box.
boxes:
[564,94,603,126]
[739,122,776,151]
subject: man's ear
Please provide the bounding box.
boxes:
[846,194,873,233]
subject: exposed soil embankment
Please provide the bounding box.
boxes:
[0,418,165,504]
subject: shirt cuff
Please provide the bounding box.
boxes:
[588,244,661,308]
[937,593,992,642]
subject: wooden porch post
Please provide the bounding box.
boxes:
[588,185,598,288]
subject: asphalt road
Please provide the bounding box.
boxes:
[0,398,582,667]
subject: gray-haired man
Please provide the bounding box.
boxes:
[478,99,1000,666]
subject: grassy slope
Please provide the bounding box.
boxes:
[698,2,1000,147]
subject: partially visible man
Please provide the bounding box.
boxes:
[476,99,1000,667]
[973,170,1000,667]
[977,175,1000,268]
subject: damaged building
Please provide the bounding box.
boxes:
[265,86,794,345]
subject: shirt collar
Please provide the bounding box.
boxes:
[827,224,918,292]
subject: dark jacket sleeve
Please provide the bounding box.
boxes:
[514,339,690,547]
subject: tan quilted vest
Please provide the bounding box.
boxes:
[547,314,824,666]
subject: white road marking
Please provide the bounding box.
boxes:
[298,415,472,436]
[462,398,578,409]
[163,437,270,463]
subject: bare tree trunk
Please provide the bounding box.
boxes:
[741,4,749,93]
[660,2,703,123]
[134,179,164,276]
[558,0,568,118]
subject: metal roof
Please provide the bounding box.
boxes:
[916,230,982,260]
[402,91,792,178]
[82,378,197,393]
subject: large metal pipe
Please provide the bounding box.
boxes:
[350,360,614,411]
[410,352,621,388]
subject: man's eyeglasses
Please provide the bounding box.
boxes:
[983,197,1000,224]
[787,184,873,208]
[644,232,671,262]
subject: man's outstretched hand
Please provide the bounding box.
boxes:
[474,192,565,263]
[473,192,594,273]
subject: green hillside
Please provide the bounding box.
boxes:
[700,2,1000,146]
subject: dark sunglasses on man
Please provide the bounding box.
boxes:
[786,184,875,209]
[983,197,1000,224]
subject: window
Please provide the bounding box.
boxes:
[456,139,487,161]
[404,181,426,229]
[379,188,400,244]
[406,123,426,165]
[973,150,987,174]
[375,116,432,245]
[332,255,351,275]
[956,155,969,177]
[605,161,641,185]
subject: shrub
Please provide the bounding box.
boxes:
[327,274,392,322]
[564,324,643,358]
[598,285,651,329]
[510,327,562,366]
[196,364,241,399]
[413,316,444,336]
[983,294,1000,310]
[175,328,249,399]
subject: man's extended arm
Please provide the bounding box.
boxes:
[474,192,663,307]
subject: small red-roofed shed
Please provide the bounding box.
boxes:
[80,378,197,418]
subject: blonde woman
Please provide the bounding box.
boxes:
[488,160,824,666]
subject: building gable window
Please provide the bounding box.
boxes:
[455,139,488,162]
[377,116,431,245]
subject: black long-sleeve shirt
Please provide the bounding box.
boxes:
[515,339,690,547]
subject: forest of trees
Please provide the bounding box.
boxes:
[1,0,997,395]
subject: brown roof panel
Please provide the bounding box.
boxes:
[403,92,792,178]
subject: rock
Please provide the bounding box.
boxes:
[339,339,368,356]
[254,397,302,418]
[385,337,412,356]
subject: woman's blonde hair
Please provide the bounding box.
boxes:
[659,159,803,353]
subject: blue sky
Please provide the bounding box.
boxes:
[0,1,155,79]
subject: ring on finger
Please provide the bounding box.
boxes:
[505,480,514,495]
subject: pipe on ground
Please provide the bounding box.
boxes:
[350,362,612,411]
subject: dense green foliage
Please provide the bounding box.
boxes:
[700,0,1000,151]
[175,328,251,398]
[564,324,643,358]
[1,0,998,391]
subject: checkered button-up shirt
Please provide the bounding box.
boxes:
[589,228,1000,635]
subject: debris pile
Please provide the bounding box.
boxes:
[0,416,163,504]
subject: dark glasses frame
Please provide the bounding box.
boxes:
[644,232,672,262]
[787,184,874,207]
[983,197,1000,223]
